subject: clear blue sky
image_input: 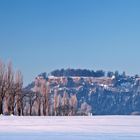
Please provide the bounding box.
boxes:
[0,0,140,86]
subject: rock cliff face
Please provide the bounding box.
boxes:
[25,71,140,115]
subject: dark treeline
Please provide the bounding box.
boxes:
[51,69,105,77]
[51,69,129,79]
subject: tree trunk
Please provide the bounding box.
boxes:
[0,101,3,114]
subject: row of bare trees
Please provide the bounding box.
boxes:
[20,91,78,116]
[0,60,91,116]
[0,60,78,116]
[0,60,23,115]
[53,91,78,116]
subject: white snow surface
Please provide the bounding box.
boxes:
[0,116,140,140]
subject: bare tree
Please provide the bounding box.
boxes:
[42,81,50,116]
[0,60,23,116]
[14,71,23,115]
[0,60,5,114]
[28,91,38,116]
[80,102,92,116]
[3,61,14,115]
[54,90,61,116]
[54,90,58,116]
[69,94,77,115]
[61,91,69,116]
[15,92,27,116]
[36,92,42,116]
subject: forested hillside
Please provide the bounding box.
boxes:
[25,69,140,115]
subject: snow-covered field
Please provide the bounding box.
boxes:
[0,116,140,140]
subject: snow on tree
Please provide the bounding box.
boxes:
[80,102,92,116]
[69,94,77,115]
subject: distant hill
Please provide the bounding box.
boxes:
[24,69,140,115]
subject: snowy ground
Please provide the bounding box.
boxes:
[0,116,140,140]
